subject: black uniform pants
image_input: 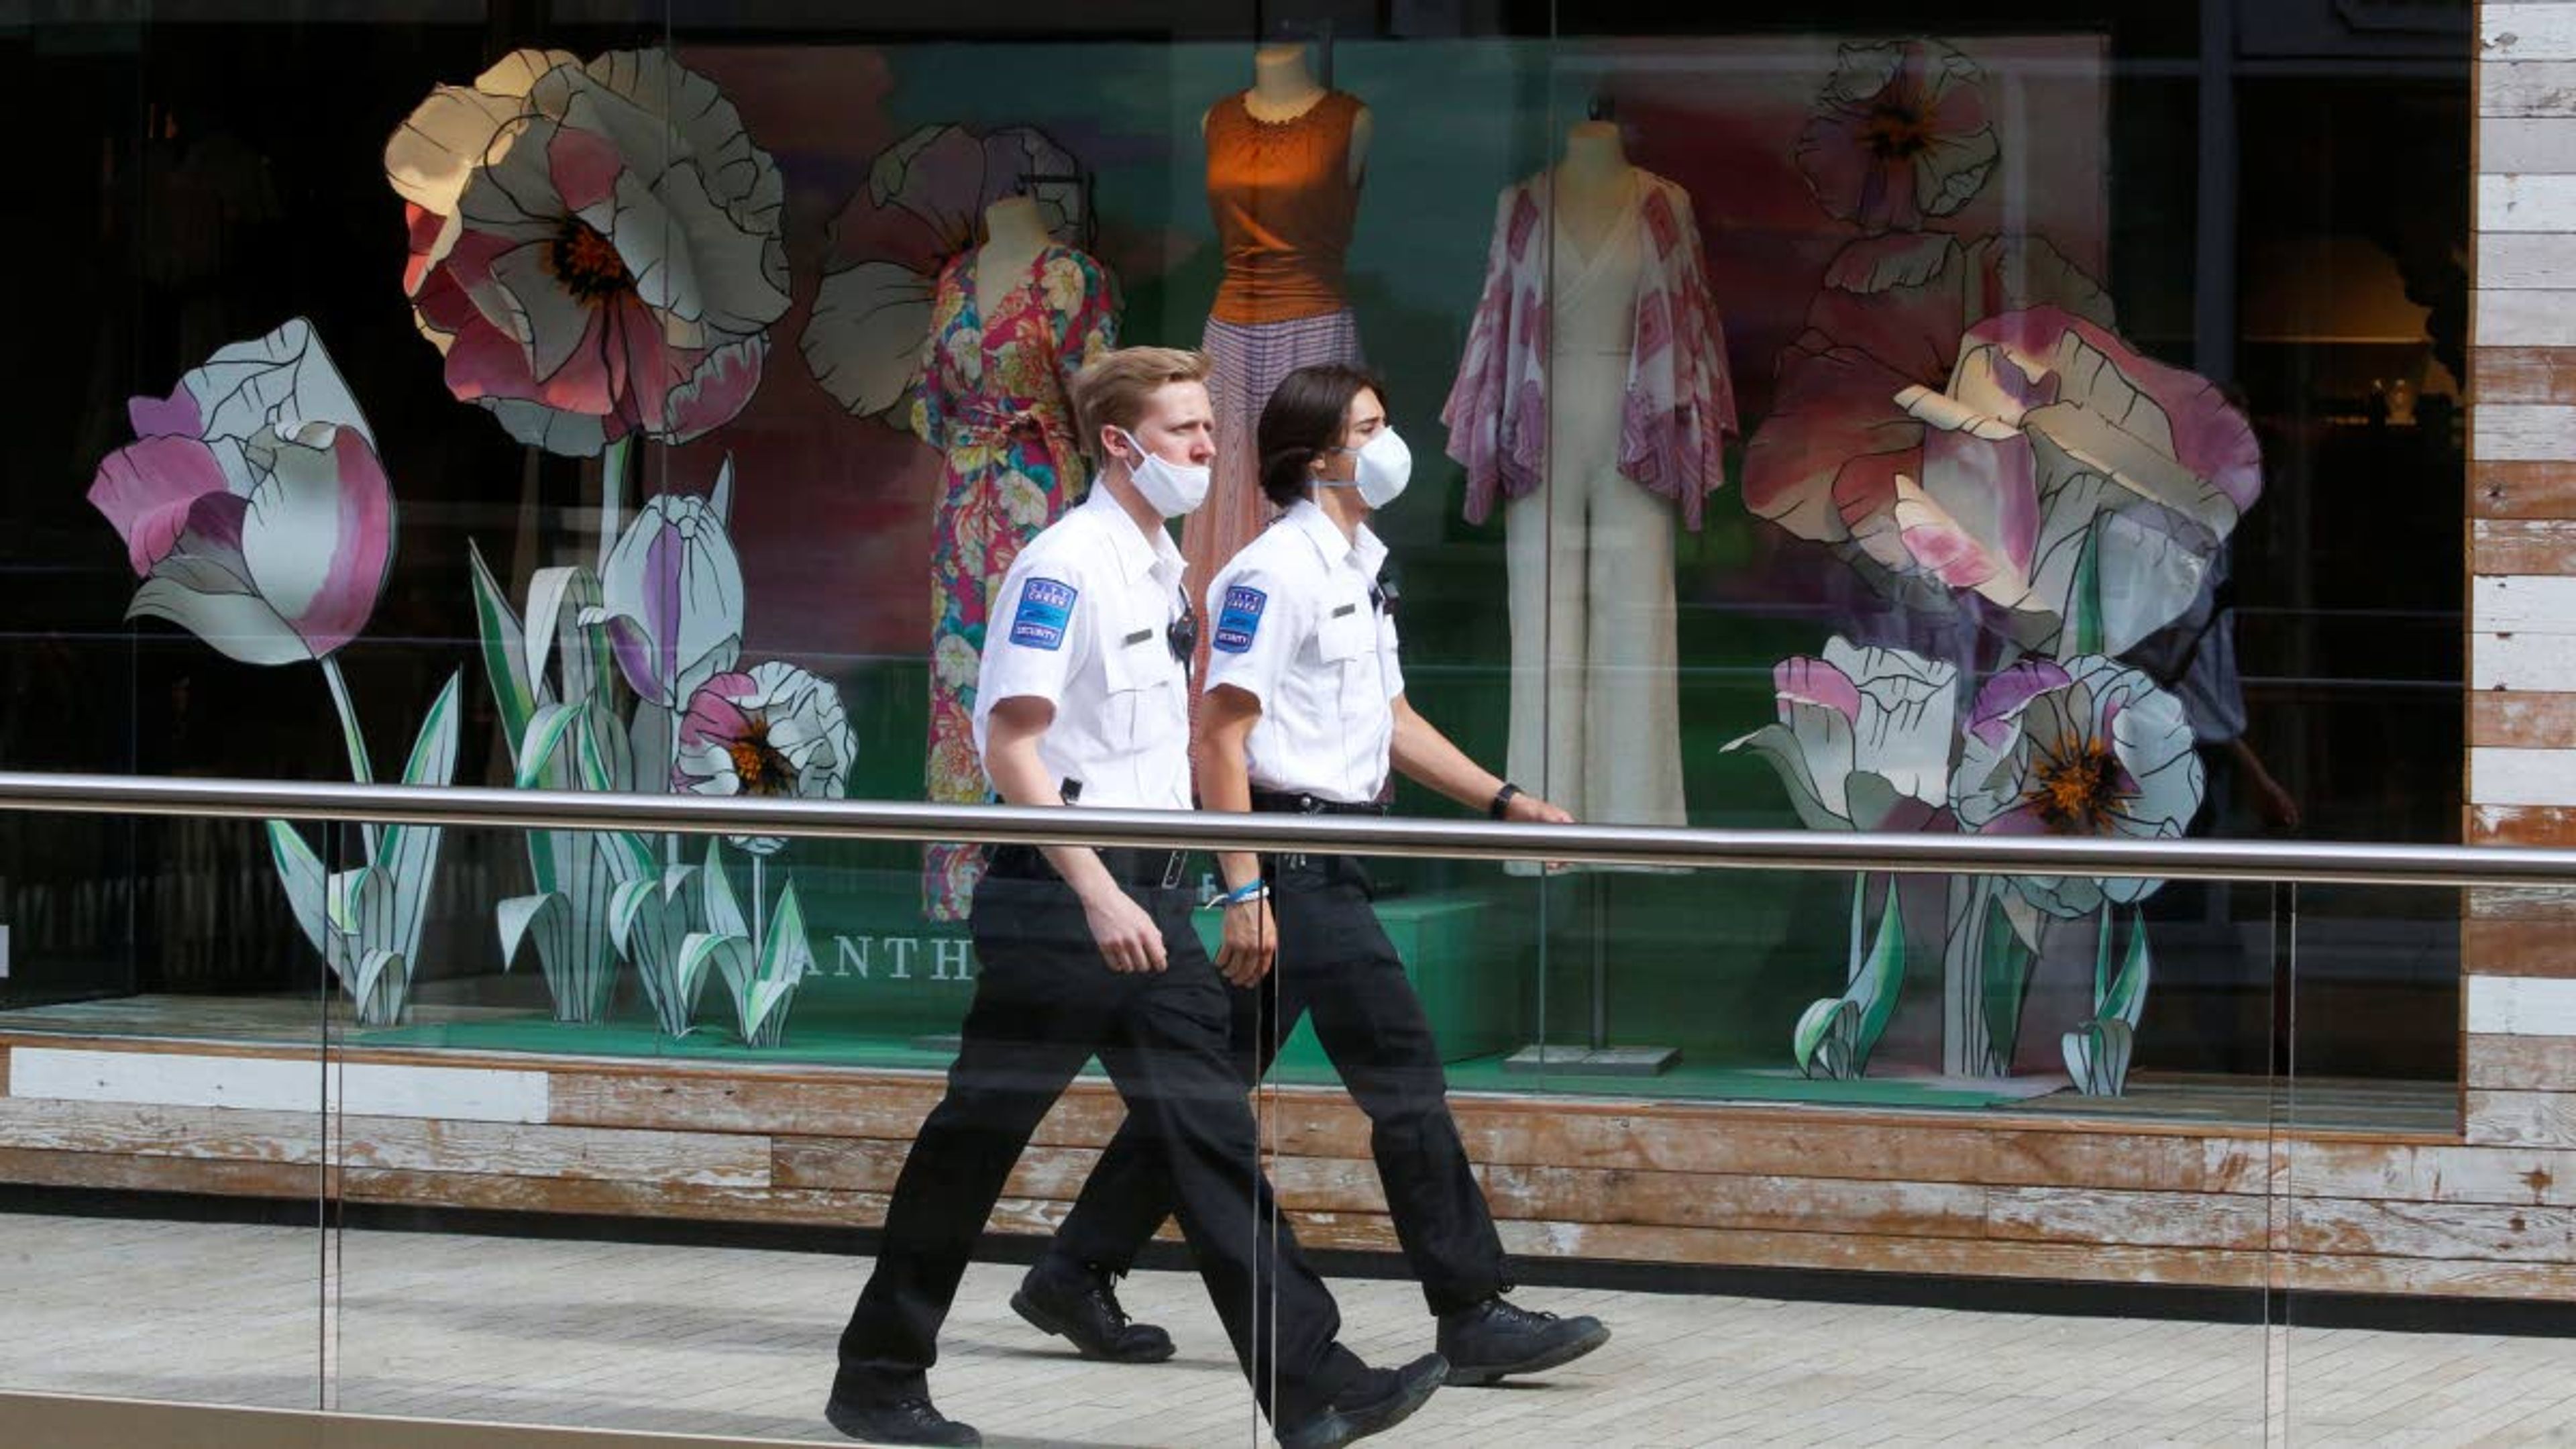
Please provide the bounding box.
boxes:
[833,861,1362,1426]
[1051,853,1510,1318]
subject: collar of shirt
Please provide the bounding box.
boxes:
[1281,497,1387,582]
[1083,482,1185,593]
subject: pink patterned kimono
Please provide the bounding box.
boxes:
[1440,173,1738,532]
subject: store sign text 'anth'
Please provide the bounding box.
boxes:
[822,933,973,983]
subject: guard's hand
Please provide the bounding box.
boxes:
[1507,792,1574,826]
[1505,792,1576,871]
[1216,897,1277,987]
[1081,885,1168,973]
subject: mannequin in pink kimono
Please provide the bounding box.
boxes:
[1442,120,1738,852]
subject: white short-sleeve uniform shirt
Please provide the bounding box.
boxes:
[1203,499,1405,805]
[973,486,1193,811]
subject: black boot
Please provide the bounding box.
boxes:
[823,1391,981,1446]
[1010,1257,1177,1363]
[1436,1297,1611,1387]
[1277,1352,1447,1449]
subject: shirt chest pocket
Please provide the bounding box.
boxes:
[1098,624,1182,751]
[1315,603,1386,710]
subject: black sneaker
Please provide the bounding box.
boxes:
[1436,1297,1611,1387]
[1277,1352,1447,1449]
[1010,1258,1177,1364]
[822,1391,981,1446]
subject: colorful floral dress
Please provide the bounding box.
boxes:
[914,244,1118,919]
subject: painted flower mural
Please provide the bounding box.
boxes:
[386,48,574,292]
[1889,307,2262,657]
[1743,231,2115,570]
[87,319,457,1028]
[1725,637,1959,835]
[88,319,394,666]
[1947,655,2204,1095]
[801,123,1083,419]
[673,661,859,857]
[1730,36,2256,1092]
[391,54,820,1042]
[467,448,823,1040]
[474,540,652,1027]
[1951,655,2204,918]
[1794,40,1999,233]
[593,472,746,711]
[1727,638,1960,1080]
[386,48,790,455]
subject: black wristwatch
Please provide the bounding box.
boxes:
[1489,783,1522,820]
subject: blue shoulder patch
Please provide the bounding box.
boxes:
[1007,577,1077,651]
[1212,585,1267,654]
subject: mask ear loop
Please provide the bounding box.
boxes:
[1112,427,1150,478]
[1300,443,1336,506]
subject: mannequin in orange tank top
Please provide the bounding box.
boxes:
[1184,42,1373,685]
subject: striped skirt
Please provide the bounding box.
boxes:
[1181,309,1364,633]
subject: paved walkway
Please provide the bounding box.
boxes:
[3,1212,2574,1446]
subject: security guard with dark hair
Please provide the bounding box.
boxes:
[827,347,1444,1449]
[1018,362,1613,1391]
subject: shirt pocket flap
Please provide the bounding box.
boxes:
[1099,620,1174,693]
[1316,602,1376,663]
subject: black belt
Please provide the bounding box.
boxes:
[1249,790,1389,817]
[987,843,1192,892]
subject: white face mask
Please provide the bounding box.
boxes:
[1116,428,1210,518]
[1322,426,1412,510]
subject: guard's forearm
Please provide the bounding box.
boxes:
[1391,701,1504,812]
[1195,715,1263,894]
[987,731,1116,898]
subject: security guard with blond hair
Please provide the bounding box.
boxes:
[828,348,1444,1449]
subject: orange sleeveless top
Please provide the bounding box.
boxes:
[1205,91,1363,326]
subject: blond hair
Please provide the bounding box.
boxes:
[1068,346,1214,463]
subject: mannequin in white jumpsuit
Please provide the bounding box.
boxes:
[1504,122,1688,842]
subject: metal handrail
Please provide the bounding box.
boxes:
[0,768,2565,888]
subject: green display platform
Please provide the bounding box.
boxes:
[356,1017,2045,1110]
[1187,887,1513,1071]
[347,874,2039,1110]
[370,887,1515,1072]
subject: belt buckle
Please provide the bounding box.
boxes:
[1160,851,1187,890]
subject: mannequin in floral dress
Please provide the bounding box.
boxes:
[915,196,1120,918]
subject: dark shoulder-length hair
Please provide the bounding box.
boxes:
[1256,363,1388,510]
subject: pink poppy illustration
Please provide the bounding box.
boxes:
[1795,39,1999,233]
[674,661,859,857]
[386,48,790,455]
[1743,231,2114,572]
[801,124,1084,419]
[1886,306,2261,656]
[1951,655,2204,918]
[87,319,393,665]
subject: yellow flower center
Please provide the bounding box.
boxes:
[550,221,634,303]
[726,717,796,797]
[1862,101,1933,161]
[2025,735,2127,835]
